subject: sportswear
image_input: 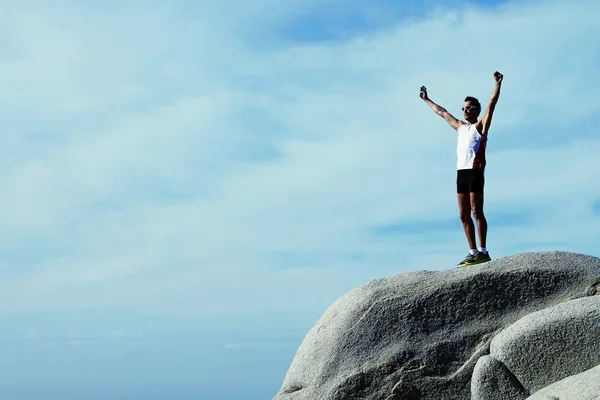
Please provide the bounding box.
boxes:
[457,251,492,267]
[456,123,486,170]
[457,169,485,194]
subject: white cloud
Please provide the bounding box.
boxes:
[0,0,598,322]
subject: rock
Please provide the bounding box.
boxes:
[272,251,600,400]
[471,355,529,400]
[477,296,600,397]
[526,364,600,400]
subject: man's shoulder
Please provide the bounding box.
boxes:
[455,120,467,131]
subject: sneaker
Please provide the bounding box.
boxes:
[457,252,492,268]
[457,253,479,267]
[476,252,492,263]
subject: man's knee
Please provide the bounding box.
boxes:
[459,211,472,224]
[471,205,485,221]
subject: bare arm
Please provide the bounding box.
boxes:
[421,89,462,131]
[479,71,503,135]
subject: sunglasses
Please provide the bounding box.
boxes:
[462,105,479,111]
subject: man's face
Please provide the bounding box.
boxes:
[462,101,479,119]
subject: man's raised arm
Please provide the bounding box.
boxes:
[480,71,503,135]
[420,87,462,131]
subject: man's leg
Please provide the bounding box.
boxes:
[458,193,477,250]
[456,168,492,266]
[457,193,478,267]
[456,170,479,267]
[470,192,487,250]
[470,191,491,263]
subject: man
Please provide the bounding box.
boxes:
[420,71,503,267]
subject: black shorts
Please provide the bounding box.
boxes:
[457,169,485,194]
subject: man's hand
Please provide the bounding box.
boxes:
[421,86,461,131]
[494,71,503,84]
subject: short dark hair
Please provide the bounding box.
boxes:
[464,96,481,110]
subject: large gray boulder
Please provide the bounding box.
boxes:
[273,251,600,400]
[526,364,600,400]
[472,295,600,399]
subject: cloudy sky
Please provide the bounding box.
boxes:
[0,0,599,398]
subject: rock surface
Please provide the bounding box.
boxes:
[471,355,528,400]
[486,296,600,394]
[472,295,600,399]
[272,251,600,400]
[526,364,600,400]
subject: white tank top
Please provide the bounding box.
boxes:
[456,123,487,170]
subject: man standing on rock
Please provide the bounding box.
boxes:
[420,71,503,267]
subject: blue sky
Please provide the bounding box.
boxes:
[0,0,599,399]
